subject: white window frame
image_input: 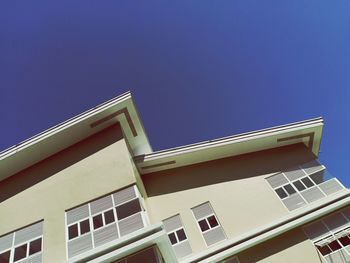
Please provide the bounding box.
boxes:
[91,207,117,230]
[0,222,43,263]
[191,202,227,247]
[65,184,148,259]
[196,213,222,234]
[308,211,350,262]
[12,236,43,263]
[67,217,92,241]
[266,162,332,210]
[167,226,188,246]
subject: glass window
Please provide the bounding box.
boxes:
[339,235,350,246]
[80,219,90,234]
[284,184,296,195]
[0,250,10,263]
[68,224,78,239]
[293,180,306,191]
[93,214,103,230]
[29,238,42,255]
[14,244,27,262]
[198,219,210,232]
[275,187,288,199]
[104,210,115,225]
[310,171,325,185]
[316,245,332,256]
[208,215,219,228]
[301,177,314,188]
[176,229,187,242]
[328,240,342,251]
[168,232,177,245]
[116,199,141,220]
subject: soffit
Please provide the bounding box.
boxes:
[135,118,324,174]
[0,92,152,182]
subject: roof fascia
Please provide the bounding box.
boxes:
[136,118,324,174]
[0,91,152,181]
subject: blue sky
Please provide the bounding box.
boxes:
[1,1,350,186]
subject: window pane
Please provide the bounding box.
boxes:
[68,224,78,239]
[176,228,187,242]
[329,240,342,251]
[104,210,115,225]
[284,184,296,195]
[80,219,90,234]
[29,238,42,255]
[310,171,325,185]
[207,215,219,228]
[293,180,306,191]
[275,187,288,199]
[198,219,210,232]
[339,236,350,247]
[316,245,332,256]
[116,199,141,220]
[14,243,27,262]
[168,232,177,245]
[301,177,314,188]
[0,250,10,263]
[93,214,103,230]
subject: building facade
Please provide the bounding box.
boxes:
[0,92,349,263]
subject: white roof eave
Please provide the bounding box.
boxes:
[136,118,324,174]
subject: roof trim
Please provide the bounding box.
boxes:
[135,117,324,174]
[0,91,152,181]
[1,92,126,158]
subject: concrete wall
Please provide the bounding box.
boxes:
[142,144,316,254]
[0,124,137,263]
[237,227,321,263]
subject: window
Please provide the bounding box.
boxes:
[92,209,116,230]
[0,251,10,263]
[265,160,344,211]
[192,202,226,246]
[273,175,314,201]
[168,228,187,245]
[198,215,219,232]
[163,214,192,259]
[303,207,350,263]
[67,218,91,240]
[65,185,147,259]
[115,199,142,220]
[0,221,43,263]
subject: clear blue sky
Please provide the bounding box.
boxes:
[1,1,350,186]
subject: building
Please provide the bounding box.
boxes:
[0,92,349,263]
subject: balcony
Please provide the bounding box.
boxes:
[66,185,152,260]
[267,160,347,211]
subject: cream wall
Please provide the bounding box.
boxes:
[0,125,137,263]
[142,144,315,254]
[237,227,321,263]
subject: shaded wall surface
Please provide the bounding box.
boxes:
[143,144,315,254]
[0,124,137,263]
[237,227,321,263]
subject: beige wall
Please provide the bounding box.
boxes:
[237,227,321,263]
[0,124,137,263]
[142,144,315,254]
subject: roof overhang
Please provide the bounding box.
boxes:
[0,92,152,182]
[135,118,324,174]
